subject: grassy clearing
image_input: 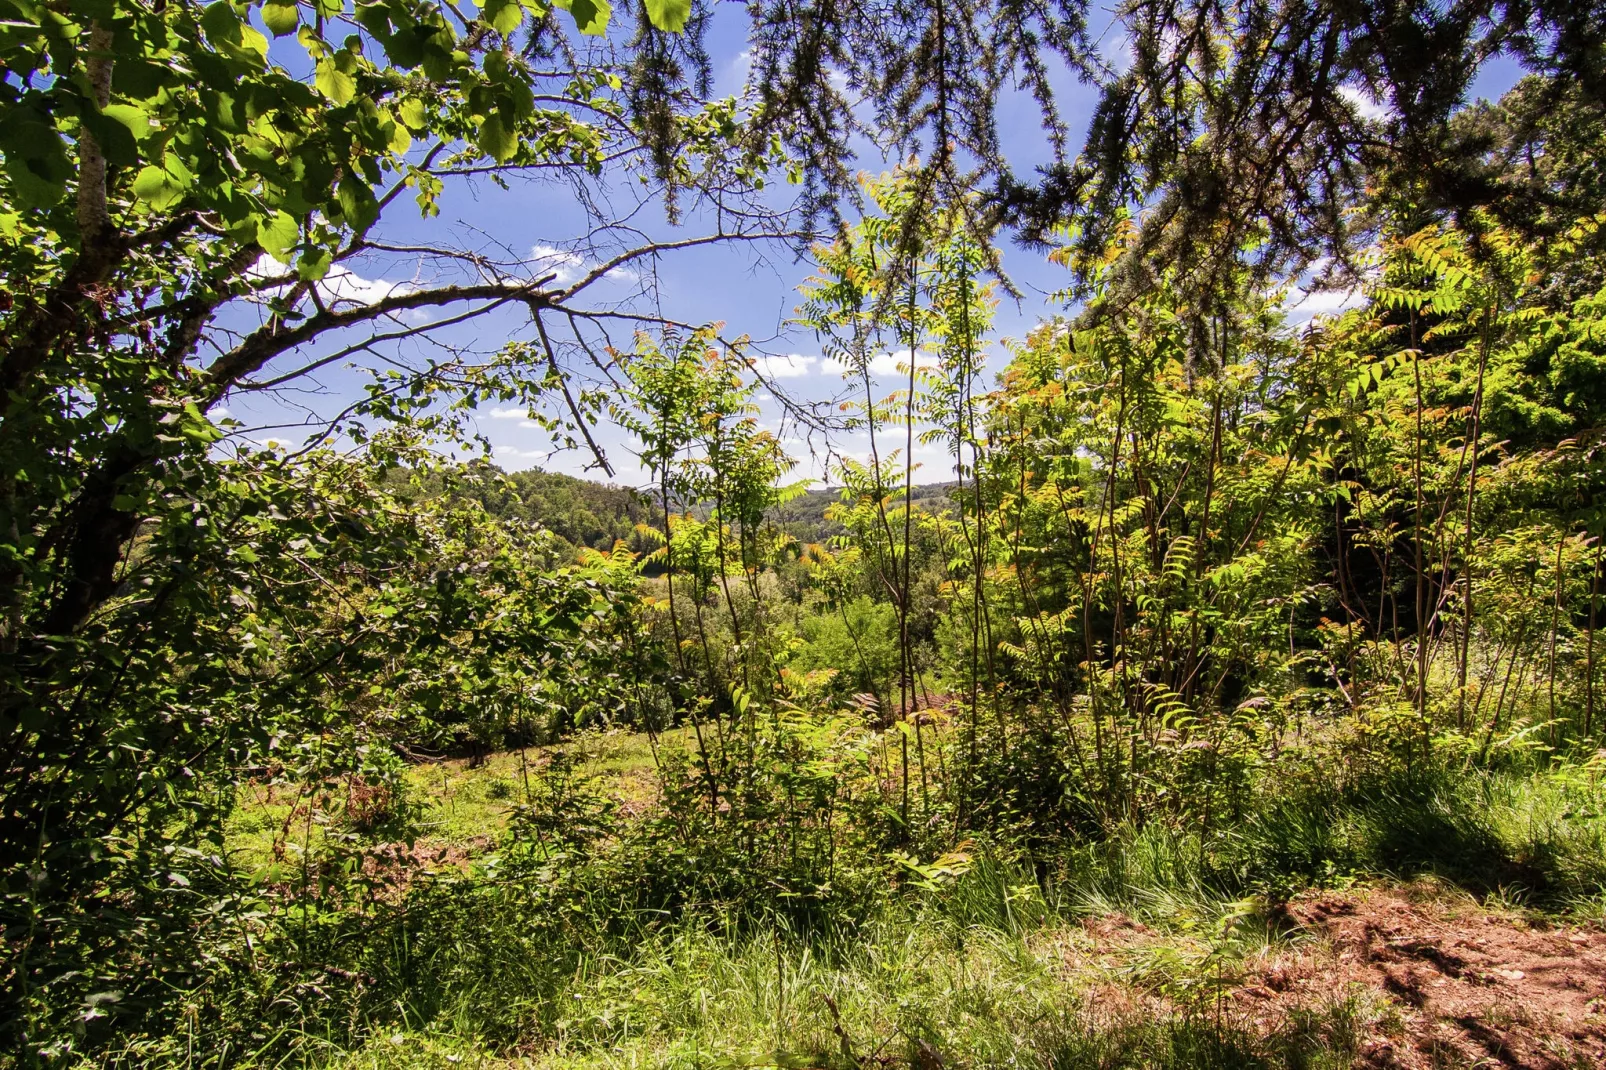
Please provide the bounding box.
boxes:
[321,901,1377,1070]
[223,730,670,877]
[197,736,1606,1070]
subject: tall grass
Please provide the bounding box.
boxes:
[86,746,1606,1070]
[323,902,1371,1070]
[1228,758,1606,901]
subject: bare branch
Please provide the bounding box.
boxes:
[533,308,615,477]
[559,230,811,301]
[201,275,559,402]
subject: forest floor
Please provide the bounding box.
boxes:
[228,736,1606,1069]
[1107,886,1606,1069]
[225,728,667,879]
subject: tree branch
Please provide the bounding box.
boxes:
[200,275,558,402]
[533,308,615,476]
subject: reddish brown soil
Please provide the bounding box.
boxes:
[356,836,490,900]
[1240,888,1606,1068]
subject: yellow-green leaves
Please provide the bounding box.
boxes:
[101,104,156,141]
[262,0,300,36]
[255,210,300,258]
[554,0,609,35]
[478,113,517,162]
[398,97,431,132]
[386,115,413,153]
[131,166,179,208]
[131,154,193,210]
[315,58,357,104]
[481,0,524,36]
[297,245,333,281]
[643,0,690,32]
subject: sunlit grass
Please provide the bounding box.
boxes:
[323,904,1368,1070]
[203,726,1606,1070]
[223,729,673,878]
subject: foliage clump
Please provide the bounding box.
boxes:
[6,0,1606,1065]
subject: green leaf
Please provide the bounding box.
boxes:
[315,61,356,105]
[262,0,300,36]
[398,97,430,131]
[482,0,523,35]
[336,174,378,230]
[180,403,223,444]
[200,0,242,44]
[169,158,197,191]
[0,106,70,209]
[380,24,424,67]
[238,23,270,59]
[386,117,412,154]
[554,0,608,35]
[131,164,184,209]
[4,158,64,210]
[101,103,155,141]
[81,111,138,168]
[477,113,516,163]
[642,0,688,32]
[296,246,333,281]
[255,210,299,257]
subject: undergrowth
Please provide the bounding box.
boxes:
[73,736,1606,1070]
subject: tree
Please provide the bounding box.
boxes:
[739,0,1604,310]
[0,0,791,1055]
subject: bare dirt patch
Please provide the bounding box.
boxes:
[1241,888,1606,1068]
[357,836,492,901]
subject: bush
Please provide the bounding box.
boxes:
[790,597,901,705]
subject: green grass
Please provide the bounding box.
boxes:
[189,734,1606,1070]
[320,904,1375,1070]
[222,729,671,879]
[1228,758,1606,904]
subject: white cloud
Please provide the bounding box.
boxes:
[1286,286,1367,322]
[530,244,639,288]
[247,255,416,310]
[247,254,292,284]
[869,349,939,377]
[817,350,939,378]
[319,265,414,307]
[750,353,817,378]
[492,444,548,461]
[1101,29,1134,74]
[1284,254,1381,322]
[1339,84,1390,121]
[531,244,586,286]
[486,407,528,419]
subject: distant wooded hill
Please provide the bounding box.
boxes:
[475,469,658,552]
[767,481,960,544]
[462,468,962,553]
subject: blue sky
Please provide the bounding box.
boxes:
[219,7,1529,492]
